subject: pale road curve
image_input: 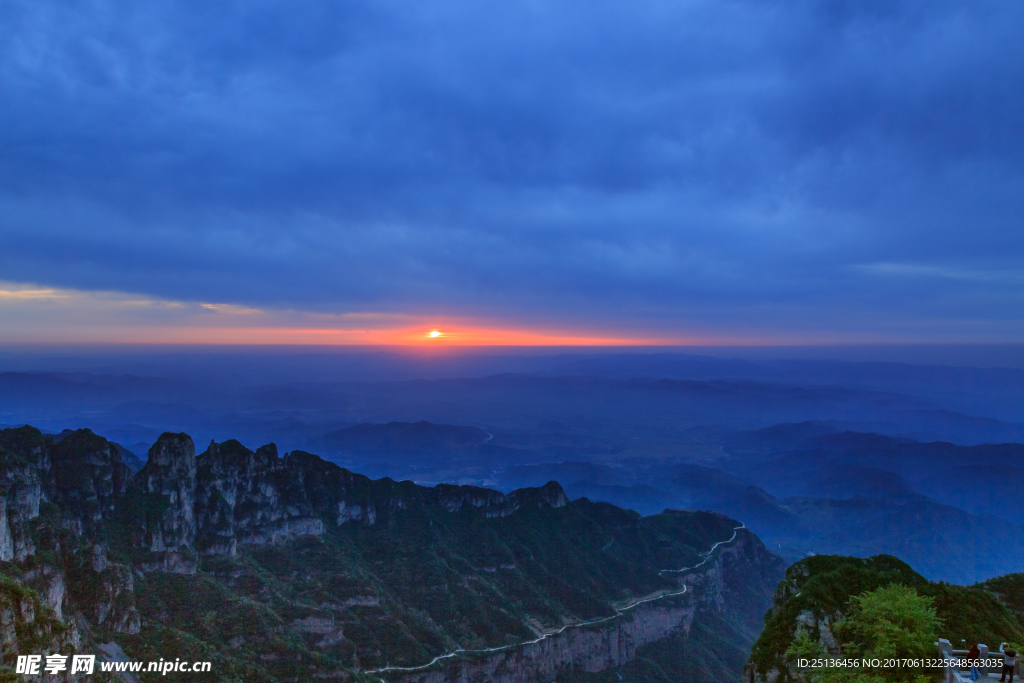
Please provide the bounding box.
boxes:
[659,524,746,575]
[364,524,747,677]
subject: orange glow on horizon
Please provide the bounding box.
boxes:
[0,323,702,346]
[241,325,680,346]
[0,280,970,347]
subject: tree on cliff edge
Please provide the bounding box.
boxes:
[788,584,941,683]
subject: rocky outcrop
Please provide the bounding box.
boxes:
[49,429,133,532]
[136,432,197,553]
[435,480,567,518]
[194,440,326,554]
[90,564,141,635]
[0,427,48,562]
[0,428,149,661]
[0,428,144,659]
[22,566,66,622]
[0,574,76,661]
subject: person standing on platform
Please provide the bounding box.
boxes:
[968,643,981,680]
[999,642,1017,683]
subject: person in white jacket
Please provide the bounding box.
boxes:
[998,643,1017,683]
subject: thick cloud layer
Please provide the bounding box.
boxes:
[1,0,1022,339]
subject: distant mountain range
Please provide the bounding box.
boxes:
[483,423,1024,584]
[6,365,1024,456]
[13,405,1023,584]
[4,354,1024,586]
[316,420,491,455]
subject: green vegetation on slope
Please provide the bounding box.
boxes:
[118,502,736,681]
[981,574,1024,619]
[749,555,1024,683]
[786,584,939,683]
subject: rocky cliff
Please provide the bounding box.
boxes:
[0,425,783,682]
[745,555,1024,683]
[391,528,784,683]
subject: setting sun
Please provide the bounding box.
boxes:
[428,330,442,337]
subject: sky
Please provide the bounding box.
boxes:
[1,0,1023,345]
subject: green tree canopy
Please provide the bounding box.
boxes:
[798,584,942,683]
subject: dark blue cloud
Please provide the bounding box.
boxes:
[1,0,1022,337]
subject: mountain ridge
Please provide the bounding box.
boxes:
[0,425,786,682]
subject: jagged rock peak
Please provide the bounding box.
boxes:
[137,432,197,557]
[199,438,279,473]
[514,480,569,508]
[431,480,569,518]
[146,432,196,472]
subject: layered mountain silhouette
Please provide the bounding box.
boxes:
[493,424,1024,584]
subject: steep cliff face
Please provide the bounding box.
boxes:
[0,425,783,682]
[136,432,196,549]
[0,427,140,680]
[391,528,785,683]
[393,600,697,683]
[194,439,321,555]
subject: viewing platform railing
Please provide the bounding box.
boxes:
[938,638,1022,682]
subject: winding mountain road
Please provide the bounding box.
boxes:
[365,524,747,676]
